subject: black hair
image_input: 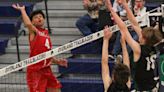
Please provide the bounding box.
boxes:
[107,82,130,92]
[107,63,130,92]
[112,63,130,85]
[29,10,45,21]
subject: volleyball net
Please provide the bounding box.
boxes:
[0,4,163,92]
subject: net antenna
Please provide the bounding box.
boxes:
[162,4,164,18]
[162,4,164,32]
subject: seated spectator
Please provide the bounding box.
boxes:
[98,0,116,55]
[113,0,132,20]
[134,0,147,27]
[76,0,101,36]
[98,0,114,30]
[112,0,138,58]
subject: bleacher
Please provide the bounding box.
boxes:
[0,0,163,92]
[0,1,34,55]
[0,38,8,55]
[0,1,36,92]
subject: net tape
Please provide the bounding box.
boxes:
[0,5,163,77]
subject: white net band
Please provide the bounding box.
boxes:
[0,6,163,77]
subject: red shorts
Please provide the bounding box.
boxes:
[27,66,62,92]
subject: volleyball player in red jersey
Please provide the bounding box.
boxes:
[12,4,68,92]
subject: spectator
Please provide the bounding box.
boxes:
[134,0,147,27]
[76,0,101,36]
[98,0,114,30]
[98,0,116,56]
[113,0,132,20]
[112,0,138,58]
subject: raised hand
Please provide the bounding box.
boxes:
[57,58,68,68]
[51,57,68,68]
[120,0,128,5]
[103,26,113,40]
[105,0,113,9]
[12,3,25,11]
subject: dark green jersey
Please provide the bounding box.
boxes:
[156,42,164,91]
[159,54,164,91]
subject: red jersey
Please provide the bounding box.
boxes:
[26,27,62,92]
[28,27,52,72]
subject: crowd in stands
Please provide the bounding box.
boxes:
[5,0,163,92]
[76,0,164,92]
[76,0,149,57]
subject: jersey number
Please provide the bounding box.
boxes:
[146,54,157,71]
[45,39,50,49]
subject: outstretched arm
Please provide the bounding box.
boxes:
[101,26,112,92]
[120,33,131,88]
[121,0,142,39]
[120,34,130,68]
[105,0,141,62]
[12,4,37,34]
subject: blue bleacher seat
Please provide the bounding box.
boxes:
[71,39,103,54]
[0,2,34,36]
[59,78,103,92]
[145,3,161,11]
[0,2,34,54]
[0,18,21,36]
[0,0,43,2]
[0,39,8,54]
[59,58,114,74]
[59,73,135,92]
[0,2,34,17]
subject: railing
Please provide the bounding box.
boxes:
[44,0,51,34]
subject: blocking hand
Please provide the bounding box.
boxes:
[12,3,25,11]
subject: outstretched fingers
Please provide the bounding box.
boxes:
[103,26,113,40]
[12,3,25,10]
